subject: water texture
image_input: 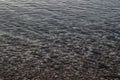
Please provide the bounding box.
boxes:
[0,0,120,80]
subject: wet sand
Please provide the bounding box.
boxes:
[0,0,120,80]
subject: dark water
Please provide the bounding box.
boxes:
[0,0,120,80]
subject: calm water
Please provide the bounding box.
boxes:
[0,0,120,79]
[0,0,120,71]
[0,0,120,34]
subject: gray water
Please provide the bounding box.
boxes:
[0,0,120,38]
[0,0,120,80]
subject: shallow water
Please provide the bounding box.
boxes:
[0,0,120,80]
